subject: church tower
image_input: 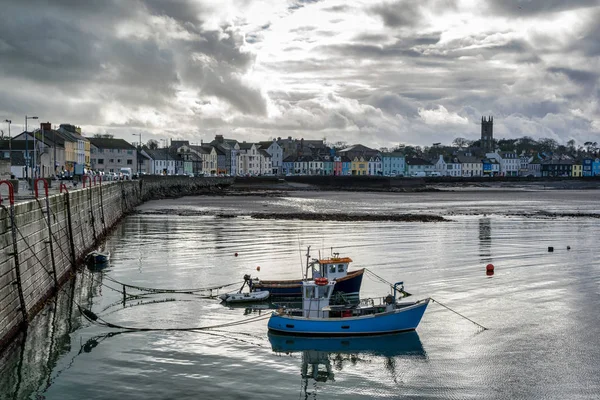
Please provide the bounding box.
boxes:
[481,116,494,153]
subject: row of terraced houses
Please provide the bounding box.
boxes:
[2,124,600,179]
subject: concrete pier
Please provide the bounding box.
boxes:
[0,176,232,352]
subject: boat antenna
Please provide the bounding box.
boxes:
[298,236,305,279]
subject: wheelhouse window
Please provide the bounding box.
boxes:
[305,287,315,298]
[329,265,336,273]
[338,264,345,273]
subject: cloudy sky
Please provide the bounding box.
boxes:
[1,0,599,148]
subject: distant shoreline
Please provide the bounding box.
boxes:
[227,176,600,193]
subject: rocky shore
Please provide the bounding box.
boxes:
[250,212,449,222]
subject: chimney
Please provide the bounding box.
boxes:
[215,134,224,143]
[41,122,51,131]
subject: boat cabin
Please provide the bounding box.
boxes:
[312,254,352,280]
[302,280,335,318]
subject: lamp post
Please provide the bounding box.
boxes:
[4,120,11,175]
[25,115,38,183]
[132,132,142,174]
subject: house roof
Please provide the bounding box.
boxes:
[405,157,432,166]
[143,149,169,160]
[259,149,272,158]
[238,142,255,150]
[380,152,405,158]
[257,141,278,149]
[89,138,136,150]
[456,155,482,163]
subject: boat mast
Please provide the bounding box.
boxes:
[304,246,311,280]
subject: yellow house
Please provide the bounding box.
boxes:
[84,140,91,168]
[572,162,582,177]
[352,156,368,175]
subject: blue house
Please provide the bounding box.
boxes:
[583,158,593,176]
[341,156,352,175]
[381,152,405,176]
[593,158,600,176]
[282,156,296,175]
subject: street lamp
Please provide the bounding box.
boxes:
[4,120,11,174]
[132,132,142,174]
[25,115,38,182]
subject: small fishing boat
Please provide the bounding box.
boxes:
[220,290,270,303]
[267,279,429,336]
[85,251,110,266]
[248,247,364,301]
[219,274,270,303]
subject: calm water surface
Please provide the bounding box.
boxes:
[1,190,600,399]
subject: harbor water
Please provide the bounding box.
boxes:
[1,190,600,399]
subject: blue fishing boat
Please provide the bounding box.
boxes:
[267,280,429,336]
[249,247,364,301]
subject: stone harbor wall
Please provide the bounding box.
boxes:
[0,177,232,352]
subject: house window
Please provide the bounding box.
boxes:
[117,159,121,163]
[109,159,114,163]
[127,159,133,165]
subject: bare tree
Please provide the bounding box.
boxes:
[93,133,114,139]
[452,137,470,148]
[147,139,159,150]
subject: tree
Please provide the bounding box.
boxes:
[147,139,159,150]
[567,139,576,154]
[538,138,558,153]
[452,137,470,148]
[93,133,114,139]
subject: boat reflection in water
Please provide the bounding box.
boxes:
[268,331,426,398]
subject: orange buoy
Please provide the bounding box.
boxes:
[256,266,261,271]
[486,264,494,272]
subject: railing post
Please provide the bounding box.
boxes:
[34,178,58,288]
[0,181,28,325]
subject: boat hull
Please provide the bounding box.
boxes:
[222,291,270,303]
[268,331,425,356]
[267,299,429,336]
[251,269,364,300]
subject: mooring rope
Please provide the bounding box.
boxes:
[102,275,242,295]
[430,298,488,331]
[79,304,272,332]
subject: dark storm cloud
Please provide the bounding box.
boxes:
[487,0,599,16]
[370,1,424,28]
[142,0,205,24]
[0,0,267,120]
[366,92,420,117]
[369,1,457,28]
[547,67,599,86]
[315,41,423,59]
[576,11,600,56]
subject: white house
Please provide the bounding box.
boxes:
[432,155,447,176]
[238,142,261,175]
[142,148,176,175]
[258,140,283,175]
[457,153,483,177]
[445,156,462,177]
[486,151,519,176]
[368,155,382,176]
